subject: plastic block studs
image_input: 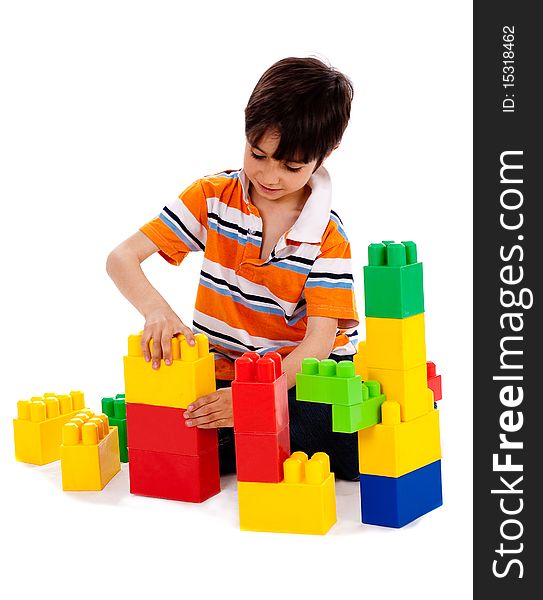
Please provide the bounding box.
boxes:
[237,452,337,535]
[363,241,424,319]
[102,394,128,462]
[13,391,87,465]
[124,332,215,409]
[296,358,364,406]
[60,409,121,491]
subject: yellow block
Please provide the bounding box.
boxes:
[238,452,336,535]
[358,405,441,477]
[354,350,432,421]
[364,313,426,370]
[13,391,87,465]
[123,332,216,409]
[60,411,121,491]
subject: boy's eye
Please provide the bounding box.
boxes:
[285,165,303,173]
[251,151,265,160]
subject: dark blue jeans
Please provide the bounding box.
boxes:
[217,354,359,481]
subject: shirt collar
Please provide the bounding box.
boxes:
[238,165,332,244]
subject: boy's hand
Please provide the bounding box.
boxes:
[141,308,195,369]
[183,388,233,429]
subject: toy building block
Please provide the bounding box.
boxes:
[331,380,385,433]
[354,345,432,422]
[364,313,427,371]
[235,425,290,482]
[60,410,121,491]
[363,241,424,319]
[427,361,442,402]
[296,358,364,406]
[102,395,128,462]
[13,391,87,465]
[232,352,288,433]
[125,402,218,456]
[358,402,441,477]
[124,332,215,409]
[360,460,443,527]
[128,447,220,503]
[237,452,336,535]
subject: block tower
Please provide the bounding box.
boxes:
[233,352,337,535]
[123,332,220,503]
[354,240,443,527]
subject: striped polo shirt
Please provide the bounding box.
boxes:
[140,166,359,381]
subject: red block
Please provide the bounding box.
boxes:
[234,425,290,483]
[232,352,289,433]
[126,402,218,455]
[427,361,442,402]
[128,447,220,503]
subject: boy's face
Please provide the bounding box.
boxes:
[243,130,318,204]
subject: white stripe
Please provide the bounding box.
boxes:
[311,256,353,275]
[193,309,299,350]
[206,196,260,235]
[163,197,207,246]
[201,258,300,315]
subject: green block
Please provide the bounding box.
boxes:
[102,395,128,463]
[363,241,424,319]
[332,380,386,433]
[109,417,128,462]
[296,359,363,406]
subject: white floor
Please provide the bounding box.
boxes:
[1,443,471,600]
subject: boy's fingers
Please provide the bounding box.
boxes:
[185,393,220,413]
[141,333,151,362]
[185,410,222,428]
[161,333,172,365]
[151,337,163,369]
[197,418,232,429]
[180,325,196,347]
[185,403,219,419]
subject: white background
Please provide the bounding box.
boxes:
[0,1,472,598]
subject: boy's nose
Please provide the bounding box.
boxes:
[261,165,280,185]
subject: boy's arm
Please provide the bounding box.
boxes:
[281,316,338,388]
[106,231,195,367]
[183,316,338,429]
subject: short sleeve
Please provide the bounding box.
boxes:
[139,179,209,266]
[304,228,359,330]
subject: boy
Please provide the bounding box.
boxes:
[106,56,360,480]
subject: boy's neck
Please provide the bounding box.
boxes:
[248,183,310,215]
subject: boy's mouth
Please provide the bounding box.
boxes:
[258,182,281,193]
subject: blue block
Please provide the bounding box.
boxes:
[359,460,443,528]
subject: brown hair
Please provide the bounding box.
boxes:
[245,56,353,168]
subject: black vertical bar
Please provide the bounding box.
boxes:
[474,1,540,597]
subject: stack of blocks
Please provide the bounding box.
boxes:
[102,394,128,462]
[354,240,443,527]
[296,358,386,434]
[13,391,87,465]
[233,352,337,535]
[123,332,221,503]
[60,408,121,491]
